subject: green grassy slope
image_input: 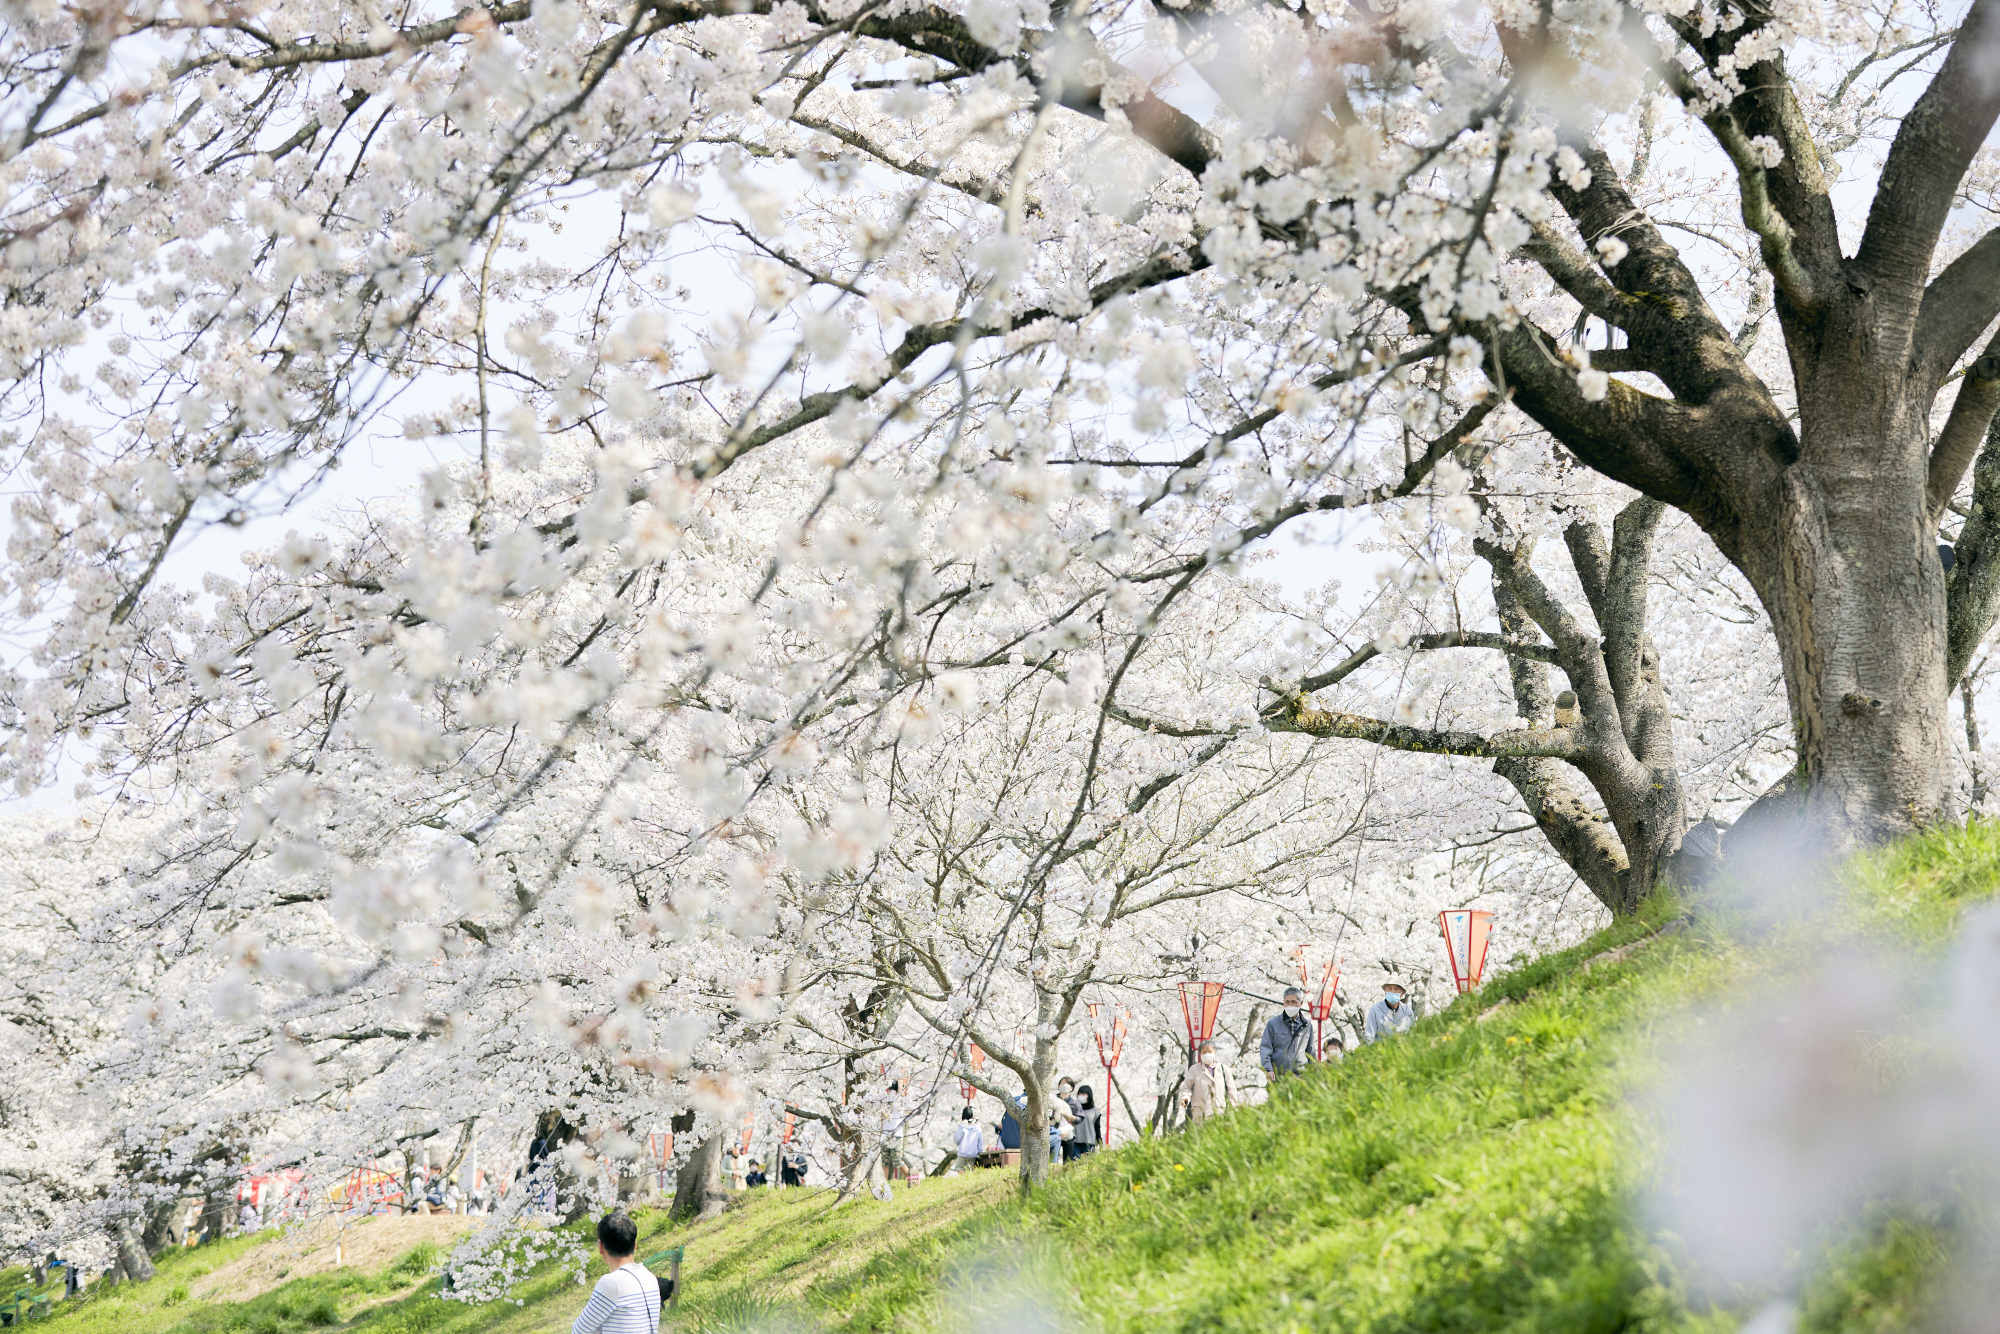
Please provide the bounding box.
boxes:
[17,823,1994,1333]
[813,824,1996,1333]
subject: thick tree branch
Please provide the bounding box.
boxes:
[1482,319,1698,514]
[1601,497,1669,758]
[1521,220,1638,328]
[1261,681,1584,760]
[1855,0,2000,306]
[1915,227,2000,383]
[1541,143,1789,439]
[1493,573,1554,725]
[1476,535,1631,759]
[1562,519,1613,622]
[1947,417,2000,687]
[1928,340,2000,525]
[1492,755,1633,910]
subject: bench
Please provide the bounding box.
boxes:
[641,1245,685,1312]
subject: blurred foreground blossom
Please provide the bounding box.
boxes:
[1647,899,2000,1325]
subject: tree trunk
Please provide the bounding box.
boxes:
[198,1189,229,1243]
[1015,1085,1050,1194]
[112,1224,154,1283]
[1745,433,1951,848]
[138,1198,178,1256]
[1478,78,2000,857]
[670,1135,730,1220]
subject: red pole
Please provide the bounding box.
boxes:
[1092,1002,1127,1151]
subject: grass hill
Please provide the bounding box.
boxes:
[11,822,1994,1333]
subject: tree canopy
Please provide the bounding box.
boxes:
[1,0,1997,1279]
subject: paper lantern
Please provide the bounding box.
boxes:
[1438,909,1494,993]
[1177,980,1224,1060]
[959,1042,985,1104]
[1296,954,1342,1058]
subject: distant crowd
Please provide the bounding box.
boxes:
[923,979,1420,1175]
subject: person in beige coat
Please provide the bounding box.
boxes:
[1180,1039,1236,1125]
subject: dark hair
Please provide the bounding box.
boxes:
[597,1211,638,1258]
[961,1107,975,1121]
[1076,1084,1095,1109]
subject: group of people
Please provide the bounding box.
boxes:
[952,1076,1105,1172]
[934,979,1426,1178]
[420,1174,491,1215]
[730,1144,809,1189]
[1185,980,1417,1122]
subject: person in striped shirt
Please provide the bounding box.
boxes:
[572,1213,659,1334]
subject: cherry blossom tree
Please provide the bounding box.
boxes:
[5,0,2000,1282]
[1262,457,1795,912]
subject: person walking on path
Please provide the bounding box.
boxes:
[1363,982,1415,1044]
[571,1213,659,1334]
[949,1108,984,1174]
[1068,1085,1100,1159]
[1261,988,1315,1077]
[1180,1039,1237,1125]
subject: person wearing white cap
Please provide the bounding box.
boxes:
[1362,982,1415,1044]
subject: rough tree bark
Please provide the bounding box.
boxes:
[138,1198,179,1256]
[110,1223,153,1283]
[669,1135,731,1221]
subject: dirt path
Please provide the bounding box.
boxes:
[189,1213,473,1302]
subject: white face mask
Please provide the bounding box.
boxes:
[1283,1005,1302,1017]
[1201,1052,1218,1067]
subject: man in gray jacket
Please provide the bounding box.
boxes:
[1260,988,1315,1076]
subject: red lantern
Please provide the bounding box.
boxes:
[1177,980,1224,1063]
[1438,909,1495,993]
[1296,954,1341,1059]
[738,1114,755,1157]
[1088,1001,1129,1150]
[959,1042,985,1104]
